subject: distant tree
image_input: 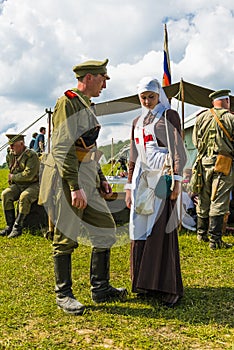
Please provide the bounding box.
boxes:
[0,162,8,169]
[99,140,130,161]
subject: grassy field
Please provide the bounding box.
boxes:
[0,169,233,349]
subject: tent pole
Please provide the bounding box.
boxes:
[180,78,185,139]
[45,108,54,238]
[179,78,185,232]
[45,108,53,153]
[111,137,114,175]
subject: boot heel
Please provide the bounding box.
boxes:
[54,255,86,316]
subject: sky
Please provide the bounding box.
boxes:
[0,0,234,163]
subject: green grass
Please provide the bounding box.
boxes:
[0,169,234,349]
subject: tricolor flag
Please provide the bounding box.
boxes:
[162,23,171,87]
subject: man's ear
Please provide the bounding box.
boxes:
[85,73,93,81]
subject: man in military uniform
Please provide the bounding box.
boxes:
[0,134,40,238]
[192,90,234,249]
[40,59,127,316]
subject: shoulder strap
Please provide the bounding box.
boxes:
[196,116,214,160]
[64,89,97,119]
[10,148,27,173]
[210,108,233,142]
[164,110,174,190]
[64,90,78,99]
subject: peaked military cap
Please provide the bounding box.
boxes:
[73,58,110,79]
[209,89,231,100]
[6,134,25,144]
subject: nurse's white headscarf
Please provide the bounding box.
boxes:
[137,76,171,111]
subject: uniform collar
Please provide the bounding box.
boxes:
[72,88,91,106]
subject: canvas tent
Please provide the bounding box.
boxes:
[1,79,232,162]
[183,109,202,168]
[95,79,234,169]
[95,79,234,116]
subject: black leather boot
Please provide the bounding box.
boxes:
[8,213,26,238]
[90,248,127,303]
[0,209,15,236]
[197,216,209,242]
[209,215,232,250]
[54,254,85,315]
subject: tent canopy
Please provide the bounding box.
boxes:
[95,79,234,116]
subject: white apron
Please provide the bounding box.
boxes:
[129,112,170,240]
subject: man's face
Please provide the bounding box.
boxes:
[225,97,230,110]
[10,141,25,155]
[89,74,108,97]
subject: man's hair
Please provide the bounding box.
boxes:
[40,127,46,133]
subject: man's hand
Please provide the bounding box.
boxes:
[71,188,87,209]
[8,173,13,184]
[99,181,113,199]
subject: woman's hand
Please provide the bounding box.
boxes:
[125,189,132,209]
[170,180,181,200]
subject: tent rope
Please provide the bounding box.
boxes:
[174,84,182,113]
[0,111,47,153]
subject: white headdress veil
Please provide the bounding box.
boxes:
[137,76,171,112]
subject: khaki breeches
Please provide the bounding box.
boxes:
[1,183,39,215]
[52,160,116,256]
[196,164,233,218]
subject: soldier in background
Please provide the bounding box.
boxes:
[192,90,234,249]
[117,156,128,177]
[0,134,40,238]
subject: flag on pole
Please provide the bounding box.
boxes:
[162,23,171,87]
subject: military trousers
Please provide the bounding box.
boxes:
[52,160,116,256]
[196,162,233,218]
[1,182,40,215]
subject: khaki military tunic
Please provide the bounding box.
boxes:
[1,148,40,215]
[41,88,116,255]
[192,108,234,217]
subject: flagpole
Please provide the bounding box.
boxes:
[162,23,171,88]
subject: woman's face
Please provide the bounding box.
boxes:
[139,91,159,110]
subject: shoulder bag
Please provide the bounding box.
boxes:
[210,108,233,176]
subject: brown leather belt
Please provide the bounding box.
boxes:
[75,147,94,162]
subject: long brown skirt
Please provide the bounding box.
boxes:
[130,200,183,298]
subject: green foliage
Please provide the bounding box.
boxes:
[0,162,8,169]
[99,139,130,162]
[0,169,233,349]
[0,168,8,189]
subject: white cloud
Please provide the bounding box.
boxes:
[0,0,234,164]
